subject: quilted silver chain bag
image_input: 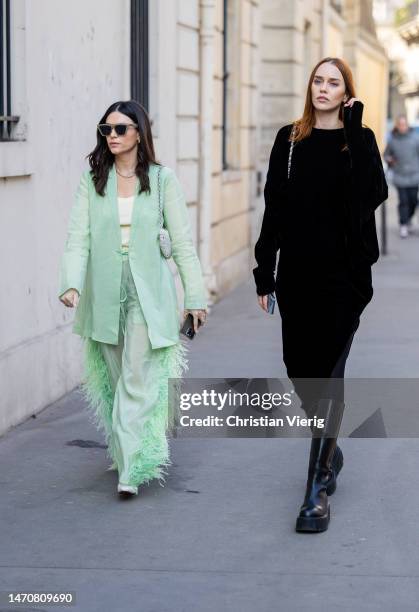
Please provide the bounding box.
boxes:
[156,166,172,259]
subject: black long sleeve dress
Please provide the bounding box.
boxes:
[253,102,388,385]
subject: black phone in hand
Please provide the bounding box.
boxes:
[267,292,276,314]
[180,313,202,339]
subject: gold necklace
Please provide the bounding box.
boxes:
[116,166,136,178]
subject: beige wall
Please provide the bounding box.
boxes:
[328,22,345,57]
[341,0,389,149]
[210,0,259,296]
[355,46,388,148]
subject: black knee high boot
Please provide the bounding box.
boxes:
[301,400,344,496]
[295,398,345,533]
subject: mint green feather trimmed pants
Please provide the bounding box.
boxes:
[80,246,188,488]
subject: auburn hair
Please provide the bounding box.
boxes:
[289,57,368,152]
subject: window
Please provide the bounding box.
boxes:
[0,0,20,141]
[131,0,149,110]
[0,0,30,178]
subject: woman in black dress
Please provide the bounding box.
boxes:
[253,57,388,532]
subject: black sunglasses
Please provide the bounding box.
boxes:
[97,123,138,137]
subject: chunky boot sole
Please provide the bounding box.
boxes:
[295,504,330,532]
[325,445,344,496]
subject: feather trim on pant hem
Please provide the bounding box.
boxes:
[80,335,189,487]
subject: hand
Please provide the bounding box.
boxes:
[183,309,207,333]
[59,288,80,308]
[343,97,363,120]
[257,295,269,313]
[343,97,362,108]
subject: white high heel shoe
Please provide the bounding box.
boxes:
[117,483,138,496]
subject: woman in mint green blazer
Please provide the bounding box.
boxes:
[58,100,207,496]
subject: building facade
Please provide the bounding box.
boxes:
[0,0,387,435]
[375,0,419,125]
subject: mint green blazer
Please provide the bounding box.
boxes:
[58,163,207,348]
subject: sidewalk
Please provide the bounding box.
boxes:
[1,187,418,612]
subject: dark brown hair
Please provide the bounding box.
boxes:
[86,100,160,196]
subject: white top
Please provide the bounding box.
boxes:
[118,195,135,247]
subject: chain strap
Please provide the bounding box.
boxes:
[157,165,163,229]
[156,165,173,258]
[287,123,297,179]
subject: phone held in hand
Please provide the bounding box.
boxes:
[267,292,276,314]
[180,312,202,339]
